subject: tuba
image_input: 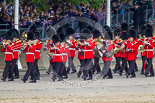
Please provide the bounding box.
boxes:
[20,30,28,40]
[0,40,7,48]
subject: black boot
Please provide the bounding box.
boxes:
[21,78,26,83]
[87,77,92,80]
[29,79,36,83]
[67,68,70,74]
[8,78,14,81]
[1,77,6,81]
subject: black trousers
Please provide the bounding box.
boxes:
[134,61,138,71]
[61,62,67,76]
[52,62,62,78]
[120,58,128,74]
[23,62,36,81]
[141,56,146,73]
[12,59,19,77]
[83,59,93,78]
[128,60,136,76]
[102,61,113,78]
[68,57,76,71]
[2,61,13,79]
[93,57,101,73]
[145,58,154,75]
[32,59,40,77]
[114,57,121,71]
[78,59,85,75]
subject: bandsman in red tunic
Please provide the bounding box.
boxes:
[119,32,128,76]
[81,29,95,80]
[123,29,137,78]
[1,30,14,81]
[139,25,147,75]
[58,33,68,79]
[143,28,154,77]
[21,32,36,83]
[51,35,63,81]
[92,29,102,75]
[100,27,114,79]
[112,28,122,74]
[65,28,77,74]
[11,29,22,79]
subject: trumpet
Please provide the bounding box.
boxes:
[0,40,7,48]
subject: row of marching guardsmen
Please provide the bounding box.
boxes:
[1,23,154,83]
[1,25,43,83]
[44,23,155,81]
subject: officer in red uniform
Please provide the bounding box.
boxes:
[119,32,128,76]
[124,29,137,78]
[139,25,147,75]
[21,32,36,83]
[113,28,122,73]
[32,38,42,80]
[100,27,114,79]
[45,39,54,74]
[76,37,85,78]
[92,29,101,74]
[81,29,95,80]
[65,28,77,74]
[51,35,63,81]
[1,30,14,81]
[11,29,22,79]
[144,28,154,77]
[58,33,68,79]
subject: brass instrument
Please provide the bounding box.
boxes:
[114,45,122,54]
[20,30,28,40]
[0,40,7,47]
[139,38,146,52]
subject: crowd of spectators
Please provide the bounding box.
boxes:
[0,0,154,29]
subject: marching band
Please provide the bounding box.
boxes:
[0,23,155,83]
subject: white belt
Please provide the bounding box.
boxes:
[146,49,153,51]
[69,48,75,50]
[26,52,34,55]
[13,50,19,52]
[83,50,93,52]
[62,53,67,55]
[53,54,62,56]
[5,52,13,54]
[35,50,40,52]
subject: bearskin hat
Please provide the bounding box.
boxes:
[11,29,19,38]
[121,23,128,31]
[52,35,61,43]
[65,28,74,37]
[128,29,136,39]
[104,29,113,40]
[86,25,94,33]
[140,25,147,37]
[145,24,153,31]
[27,32,34,40]
[121,32,128,40]
[93,29,101,39]
[58,33,66,42]
[80,29,92,39]
[145,28,153,37]
[6,30,14,40]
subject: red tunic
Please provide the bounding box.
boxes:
[1,44,13,61]
[68,39,76,57]
[102,42,114,61]
[61,44,68,62]
[53,45,62,62]
[12,39,22,59]
[113,39,122,57]
[139,38,146,56]
[77,45,84,60]
[23,44,36,62]
[124,40,137,61]
[34,39,42,59]
[145,39,154,58]
[83,40,95,59]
